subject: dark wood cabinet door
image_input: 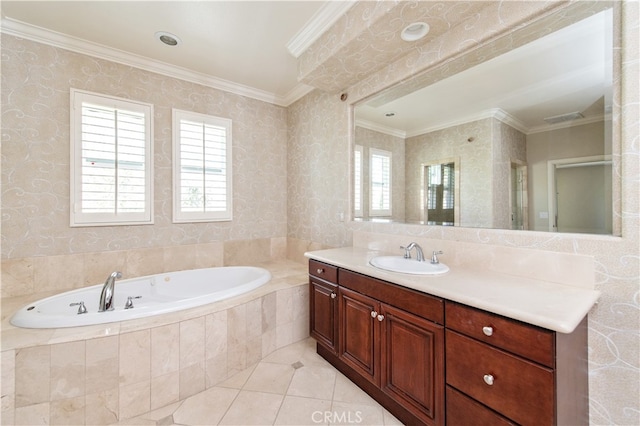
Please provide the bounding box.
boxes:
[381,304,445,426]
[338,286,380,385]
[309,278,338,352]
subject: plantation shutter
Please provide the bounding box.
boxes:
[173,110,232,222]
[70,89,153,226]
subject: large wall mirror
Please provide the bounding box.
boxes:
[353,4,617,235]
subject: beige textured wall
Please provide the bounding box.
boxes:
[1,36,288,259]
[493,120,527,229]
[287,1,639,424]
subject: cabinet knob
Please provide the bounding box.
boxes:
[330,292,336,299]
[482,326,493,336]
[316,268,324,274]
[377,314,384,322]
[483,374,494,386]
[371,311,378,318]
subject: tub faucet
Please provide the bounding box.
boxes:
[400,242,425,262]
[98,271,122,312]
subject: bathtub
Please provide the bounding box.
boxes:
[10,266,271,328]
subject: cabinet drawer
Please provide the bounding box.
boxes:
[446,386,515,426]
[339,269,444,324]
[309,260,338,283]
[446,330,554,426]
[445,301,554,367]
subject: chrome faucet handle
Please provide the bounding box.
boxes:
[431,250,444,265]
[70,301,87,314]
[399,245,411,259]
[124,296,142,310]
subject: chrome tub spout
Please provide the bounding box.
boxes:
[98,271,122,312]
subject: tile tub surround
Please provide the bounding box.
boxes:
[0,260,309,425]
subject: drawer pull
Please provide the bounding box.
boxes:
[371,311,378,318]
[316,268,324,274]
[377,314,384,322]
[483,374,495,386]
[330,292,336,299]
[482,326,494,336]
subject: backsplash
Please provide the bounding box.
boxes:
[1,237,286,298]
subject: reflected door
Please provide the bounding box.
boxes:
[555,163,612,234]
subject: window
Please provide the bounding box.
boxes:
[370,148,392,216]
[70,89,153,226]
[426,162,455,225]
[354,145,363,217]
[173,109,232,222]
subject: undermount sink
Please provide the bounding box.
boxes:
[369,256,449,275]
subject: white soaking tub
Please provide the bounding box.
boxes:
[10,266,271,328]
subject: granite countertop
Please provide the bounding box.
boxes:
[305,247,600,334]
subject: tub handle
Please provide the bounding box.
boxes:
[124,296,142,310]
[70,301,87,315]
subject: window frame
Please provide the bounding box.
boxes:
[172,109,233,223]
[369,148,392,217]
[70,89,154,227]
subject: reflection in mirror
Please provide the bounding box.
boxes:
[353,6,615,234]
[424,161,458,226]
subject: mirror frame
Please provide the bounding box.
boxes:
[348,1,621,236]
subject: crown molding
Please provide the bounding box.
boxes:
[286,1,355,58]
[355,119,406,139]
[406,108,529,138]
[1,17,308,107]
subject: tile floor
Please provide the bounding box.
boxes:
[112,338,402,426]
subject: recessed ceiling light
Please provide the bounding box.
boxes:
[155,31,181,47]
[401,22,430,42]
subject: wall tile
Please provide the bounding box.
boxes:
[119,380,150,420]
[15,345,50,407]
[119,330,150,385]
[179,362,205,400]
[14,401,49,425]
[83,250,127,287]
[85,336,119,394]
[151,323,180,377]
[150,371,179,411]
[50,341,85,400]
[50,396,84,425]
[179,317,205,368]
[205,311,228,361]
[84,389,118,425]
[1,259,34,297]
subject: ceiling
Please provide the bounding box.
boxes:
[0,1,354,106]
[356,8,613,136]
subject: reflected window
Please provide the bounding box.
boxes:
[354,145,363,217]
[370,148,392,216]
[426,162,454,225]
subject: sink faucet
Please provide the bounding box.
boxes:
[98,271,122,312]
[400,242,425,262]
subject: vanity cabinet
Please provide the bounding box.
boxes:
[445,301,588,426]
[309,260,339,353]
[308,260,589,426]
[313,267,445,426]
